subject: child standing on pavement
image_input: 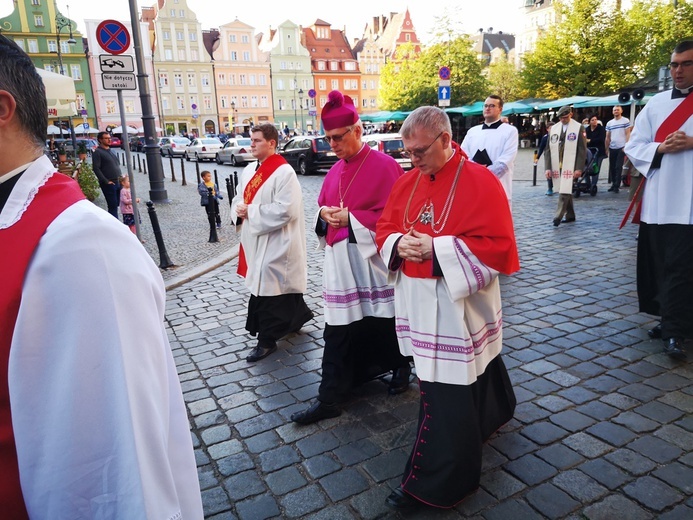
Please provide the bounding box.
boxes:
[198,170,223,228]
[119,175,139,235]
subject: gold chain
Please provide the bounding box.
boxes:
[339,147,371,208]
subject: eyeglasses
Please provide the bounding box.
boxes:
[324,128,352,144]
[668,60,693,70]
[402,132,443,160]
[484,104,498,108]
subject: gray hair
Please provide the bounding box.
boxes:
[400,106,451,139]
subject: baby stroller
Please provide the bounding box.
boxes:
[573,147,601,197]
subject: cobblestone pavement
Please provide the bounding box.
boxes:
[102,149,692,519]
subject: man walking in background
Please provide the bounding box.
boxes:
[92,131,122,218]
[606,105,631,192]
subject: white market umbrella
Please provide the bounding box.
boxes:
[36,67,76,100]
[111,125,138,134]
[74,123,99,134]
[47,124,63,135]
[136,125,163,133]
[47,99,77,118]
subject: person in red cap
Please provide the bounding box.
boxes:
[290,91,412,425]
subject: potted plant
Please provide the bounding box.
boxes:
[75,162,100,201]
[76,140,88,161]
[57,142,67,162]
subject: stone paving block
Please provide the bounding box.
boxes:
[587,421,639,447]
[514,402,552,424]
[525,482,580,519]
[223,470,266,501]
[659,390,693,414]
[283,372,322,390]
[659,504,693,520]
[488,431,539,460]
[258,445,301,473]
[623,475,683,512]
[245,431,281,455]
[635,401,685,424]
[564,345,599,361]
[549,409,596,432]
[644,372,690,392]
[208,439,244,460]
[677,415,693,432]
[654,424,693,451]
[535,395,573,413]
[235,494,280,520]
[265,466,307,495]
[456,488,497,517]
[562,432,612,458]
[280,485,328,518]
[552,469,609,502]
[612,410,661,433]
[606,367,643,383]
[600,392,641,410]
[480,469,527,500]
[235,412,284,438]
[481,445,509,472]
[619,382,665,402]
[303,454,342,479]
[218,391,256,411]
[202,486,233,516]
[333,438,381,466]
[195,449,210,466]
[535,444,584,470]
[558,385,600,405]
[579,458,633,490]
[217,451,255,477]
[225,404,260,424]
[653,461,693,495]
[195,410,228,430]
[512,386,536,404]
[583,374,626,393]
[575,400,619,420]
[627,435,684,464]
[522,360,561,376]
[481,498,545,520]
[545,353,580,368]
[254,381,289,398]
[296,430,340,458]
[197,466,219,491]
[201,424,233,446]
[604,448,657,476]
[188,397,218,416]
[582,494,653,520]
[504,453,558,486]
[257,393,297,413]
[349,484,393,520]
[521,378,562,396]
[319,467,369,502]
[543,370,581,388]
[566,361,605,379]
[361,449,408,482]
[520,421,569,445]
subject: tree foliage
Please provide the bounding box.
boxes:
[379,37,487,111]
[520,0,693,98]
[487,56,524,102]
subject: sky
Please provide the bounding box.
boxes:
[0,0,525,45]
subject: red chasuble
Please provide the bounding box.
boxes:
[0,172,84,518]
[237,154,288,277]
[376,143,519,277]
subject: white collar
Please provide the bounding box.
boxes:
[0,161,37,185]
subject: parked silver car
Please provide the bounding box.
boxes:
[159,136,190,157]
[362,134,412,170]
[215,138,255,166]
[184,138,224,162]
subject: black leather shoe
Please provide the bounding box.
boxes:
[562,217,576,223]
[291,400,341,425]
[386,487,419,510]
[647,324,662,339]
[388,365,412,395]
[664,338,686,360]
[246,341,277,362]
[553,218,561,227]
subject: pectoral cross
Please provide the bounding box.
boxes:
[419,203,433,225]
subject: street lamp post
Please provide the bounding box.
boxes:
[298,88,304,134]
[54,2,78,156]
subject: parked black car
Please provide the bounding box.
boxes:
[278,136,339,175]
[129,136,146,152]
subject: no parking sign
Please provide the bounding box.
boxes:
[96,20,131,55]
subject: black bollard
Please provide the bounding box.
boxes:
[181,163,187,186]
[146,201,175,269]
[121,152,125,166]
[137,154,142,173]
[168,155,174,181]
[225,176,233,207]
[213,169,220,190]
[195,161,201,185]
[143,159,147,175]
[233,171,239,198]
[207,187,219,243]
[533,149,538,186]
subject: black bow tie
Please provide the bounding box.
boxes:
[482,120,503,130]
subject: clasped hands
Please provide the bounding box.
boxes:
[397,229,433,264]
[236,202,248,219]
[321,206,349,229]
[658,131,693,154]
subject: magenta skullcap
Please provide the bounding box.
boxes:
[321,90,359,131]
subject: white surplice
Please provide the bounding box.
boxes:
[231,161,308,296]
[4,157,203,519]
[379,234,502,386]
[316,212,395,326]
[625,90,693,225]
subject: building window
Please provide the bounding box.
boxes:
[217,73,225,85]
[231,51,238,61]
[229,34,236,43]
[352,96,358,107]
[261,95,268,108]
[76,94,85,109]
[251,96,258,108]
[344,61,356,71]
[201,74,209,87]
[187,73,196,87]
[106,100,116,114]
[239,74,247,85]
[203,96,212,110]
[176,96,184,110]
[317,61,325,71]
[191,49,198,61]
[330,61,338,71]
[280,61,286,70]
[362,98,368,108]
[47,40,57,52]
[362,80,367,90]
[278,99,285,110]
[220,96,228,109]
[176,31,184,41]
[351,79,358,89]
[406,33,411,41]
[159,73,169,87]
[291,98,296,110]
[370,80,376,89]
[241,96,248,108]
[179,9,185,17]
[44,63,55,73]
[164,49,173,60]
[241,35,249,43]
[14,39,25,51]
[343,79,350,90]
[178,49,186,60]
[125,100,135,114]
[296,62,302,70]
[31,0,40,5]
[331,79,338,90]
[316,27,329,39]
[27,40,38,53]
[163,31,171,40]
[319,96,326,108]
[170,9,175,17]
[288,46,292,54]
[229,74,235,85]
[277,79,284,90]
[174,74,183,87]
[34,15,44,27]
[190,32,197,41]
[249,75,256,86]
[70,64,82,80]
[162,96,170,110]
[259,75,267,86]
[60,40,70,54]
[189,96,198,109]
[370,98,377,107]
[243,51,250,61]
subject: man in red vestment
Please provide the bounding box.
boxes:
[376,106,519,510]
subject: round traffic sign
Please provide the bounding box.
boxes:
[96,20,131,55]
[439,66,451,80]
[308,89,316,99]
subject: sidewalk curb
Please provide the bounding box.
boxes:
[164,244,239,291]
